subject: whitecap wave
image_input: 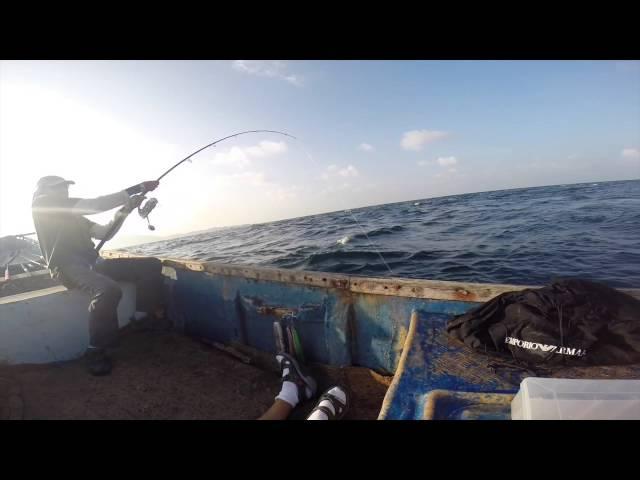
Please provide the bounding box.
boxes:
[337,236,351,245]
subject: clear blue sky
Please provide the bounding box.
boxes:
[1,60,639,241]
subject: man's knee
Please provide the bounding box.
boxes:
[98,281,122,304]
[88,279,122,315]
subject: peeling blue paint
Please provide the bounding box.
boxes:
[382,311,520,420]
[169,268,482,374]
[163,267,640,420]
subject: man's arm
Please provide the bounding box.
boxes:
[71,181,159,215]
[89,195,145,240]
[89,208,130,241]
[71,191,131,215]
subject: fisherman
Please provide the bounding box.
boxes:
[31,176,164,376]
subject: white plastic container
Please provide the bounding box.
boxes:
[511,377,640,420]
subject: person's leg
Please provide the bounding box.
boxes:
[258,353,318,420]
[57,264,122,375]
[306,385,350,420]
[94,257,164,317]
[258,399,294,421]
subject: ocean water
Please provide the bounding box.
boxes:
[124,180,640,288]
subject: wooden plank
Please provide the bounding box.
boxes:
[102,250,640,302]
[200,262,349,290]
[162,259,205,272]
[348,276,535,303]
[622,289,640,301]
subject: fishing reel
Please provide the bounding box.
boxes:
[137,197,158,231]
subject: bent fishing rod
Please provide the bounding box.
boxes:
[95,130,295,253]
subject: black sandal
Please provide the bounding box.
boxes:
[307,385,350,420]
[276,352,317,402]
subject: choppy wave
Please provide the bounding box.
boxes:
[124,180,640,288]
[337,236,350,245]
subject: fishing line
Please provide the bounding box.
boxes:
[15,133,393,276]
[158,131,396,277]
[88,128,393,276]
[289,140,395,276]
[344,208,395,275]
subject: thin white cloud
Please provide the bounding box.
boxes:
[358,143,374,152]
[435,167,458,179]
[320,182,354,195]
[417,159,431,167]
[621,148,640,159]
[210,146,252,168]
[437,156,458,167]
[245,140,288,157]
[213,171,267,187]
[213,171,299,201]
[267,185,301,201]
[211,141,288,169]
[401,130,448,151]
[339,165,359,177]
[232,60,303,86]
[321,164,359,181]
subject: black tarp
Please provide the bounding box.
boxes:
[446,279,640,369]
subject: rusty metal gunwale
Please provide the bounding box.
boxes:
[101,251,640,302]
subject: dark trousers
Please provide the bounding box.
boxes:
[57,258,163,348]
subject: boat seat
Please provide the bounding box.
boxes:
[0,282,136,364]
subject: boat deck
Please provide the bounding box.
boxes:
[379,310,640,419]
[0,327,391,420]
[3,259,639,420]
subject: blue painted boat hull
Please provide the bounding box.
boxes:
[133,256,640,419]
